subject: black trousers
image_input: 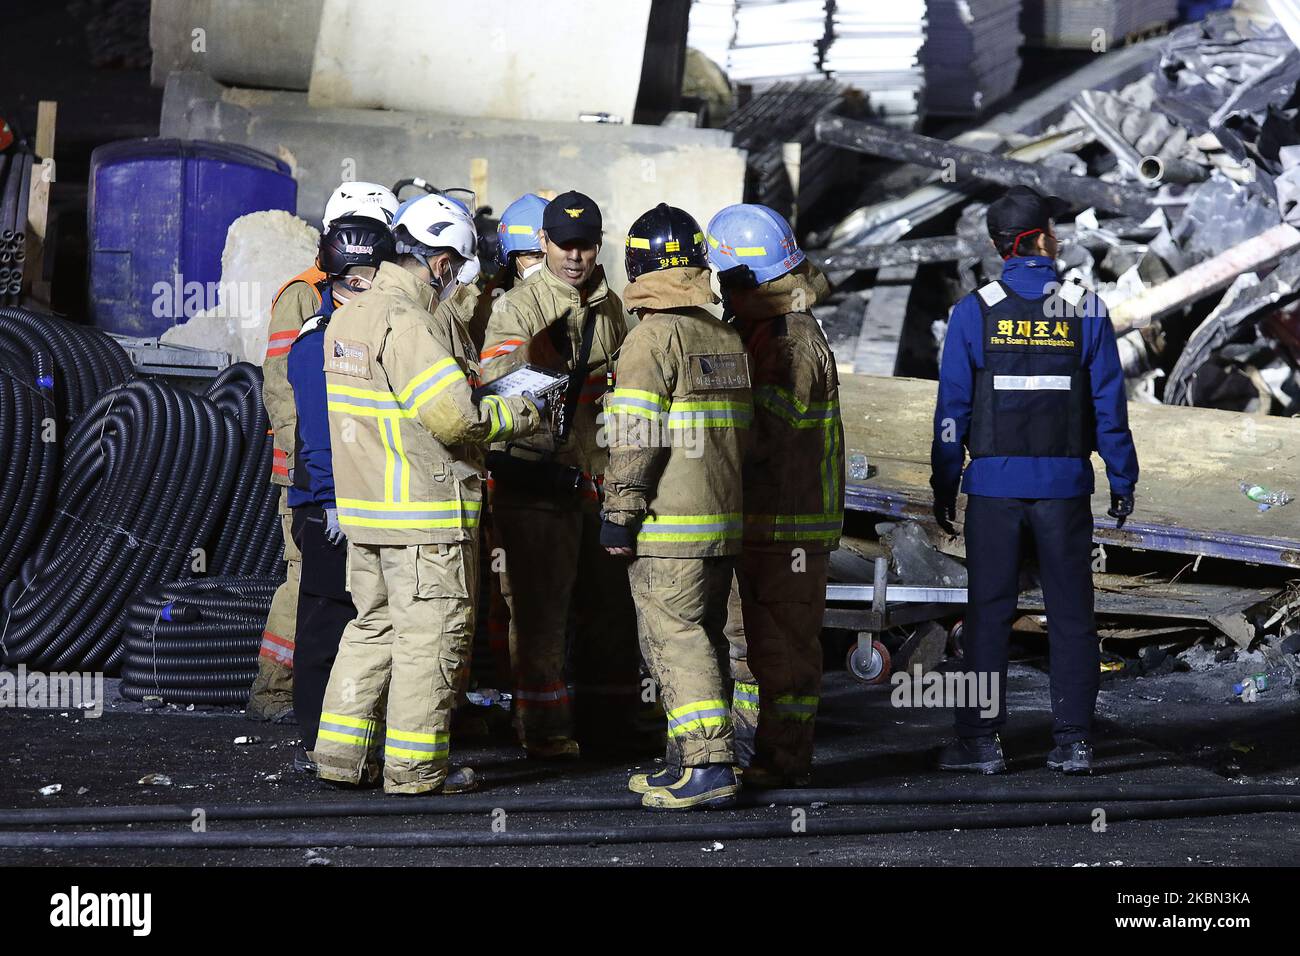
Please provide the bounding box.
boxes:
[291,505,357,751]
[959,494,1098,745]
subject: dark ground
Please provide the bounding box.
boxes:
[2,656,1297,867]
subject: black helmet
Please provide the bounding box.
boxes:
[625,203,708,282]
[319,215,397,278]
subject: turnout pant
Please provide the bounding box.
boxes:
[724,575,758,766]
[312,538,479,794]
[960,494,1098,745]
[494,504,640,745]
[629,555,735,768]
[248,488,299,717]
[291,506,356,751]
[728,550,828,777]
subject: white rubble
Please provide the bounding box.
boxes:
[161,210,319,364]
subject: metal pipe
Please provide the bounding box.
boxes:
[1069,93,1145,182]
[0,154,21,235]
[1138,153,1209,186]
[14,153,33,236]
[815,115,1156,216]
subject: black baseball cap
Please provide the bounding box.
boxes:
[986,186,1071,242]
[542,190,603,245]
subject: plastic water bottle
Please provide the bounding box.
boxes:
[1239,480,1293,511]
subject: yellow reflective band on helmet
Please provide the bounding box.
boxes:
[627,236,651,249]
[734,246,767,257]
[506,224,534,234]
[693,232,704,243]
[638,513,743,543]
[665,698,731,738]
[707,233,720,248]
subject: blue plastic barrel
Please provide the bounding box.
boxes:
[88,139,297,336]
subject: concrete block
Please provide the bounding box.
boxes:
[308,0,651,123]
[160,72,746,297]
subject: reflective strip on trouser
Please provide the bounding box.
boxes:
[259,630,294,666]
[385,728,450,762]
[317,711,377,749]
[628,555,735,767]
[495,506,639,743]
[312,539,478,794]
[992,375,1071,391]
[666,698,730,737]
[734,550,828,776]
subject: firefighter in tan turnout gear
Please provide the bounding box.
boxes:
[249,181,400,721]
[312,193,542,795]
[602,203,752,811]
[480,191,640,759]
[707,203,844,788]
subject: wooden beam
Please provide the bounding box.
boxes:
[24,100,56,306]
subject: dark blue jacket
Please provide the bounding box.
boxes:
[286,308,335,510]
[931,256,1139,500]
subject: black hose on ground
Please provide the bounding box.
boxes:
[0,795,1297,849]
[0,380,239,672]
[2,781,1298,828]
[118,575,278,704]
[203,364,283,577]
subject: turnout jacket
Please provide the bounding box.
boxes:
[602,267,751,558]
[735,262,844,553]
[324,262,541,546]
[263,265,327,486]
[480,264,629,504]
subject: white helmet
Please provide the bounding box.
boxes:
[392,193,480,288]
[322,181,399,229]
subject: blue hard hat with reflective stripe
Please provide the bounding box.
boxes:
[497,193,550,265]
[705,203,804,285]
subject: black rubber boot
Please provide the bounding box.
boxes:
[1046,741,1093,775]
[937,734,1007,774]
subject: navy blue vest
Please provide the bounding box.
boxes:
[968,279,1093,460]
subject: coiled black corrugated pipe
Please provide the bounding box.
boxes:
[0,307,134,428]
[203,364,283,577]
[0,795,1297,849]
[0,379,239,672]
[119,575,278,704]
[0,344,58,586]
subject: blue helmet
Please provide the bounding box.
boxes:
[497,193,550,267]
[705,203,804,286]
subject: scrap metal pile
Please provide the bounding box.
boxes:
[815,13,1300,417]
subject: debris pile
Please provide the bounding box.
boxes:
[813,13,1300,415]
[921,0,1025,118]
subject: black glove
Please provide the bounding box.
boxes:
[599,518,639,551]
[1108,492,1135,529]
[933,492,958,536]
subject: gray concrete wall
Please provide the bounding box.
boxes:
[160,73,747,298]
[150,0,322,90]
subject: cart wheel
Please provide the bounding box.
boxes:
[847,639,891,685]
[947,620,965,660]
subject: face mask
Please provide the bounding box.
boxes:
[521,259,544,281]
